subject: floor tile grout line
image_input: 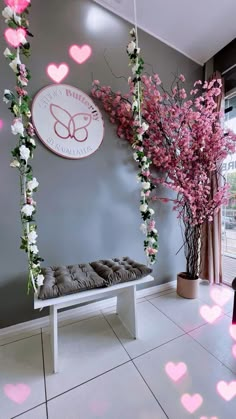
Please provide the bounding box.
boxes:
[187,332,236,376]
[132,361,169,419]
[41,328,49,419]
[147,299,188,333]
[11,402,46,419]
[46,360,131,403]
[101,311,132,360]
[147,297,227,335]
[131,333,186,362]
[101,302,188,362]
[0,332,41,348]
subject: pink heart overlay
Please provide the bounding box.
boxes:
[229,324,236,341]
[0,119,3,129]
[90,400,109,416]
[47,63,69,83]
[5,28,26,48]
[200,416,218,419]
[5,0,30,13]
[69,44,92,64]
[200,305,222,324]
[181,393,203,413]
[4,383,31,404]
[210,288,231,306]
[232,344,236,358]
[217,380,236,401]
[165,362,187,382]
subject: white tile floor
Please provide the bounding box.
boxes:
[1,281,236,419]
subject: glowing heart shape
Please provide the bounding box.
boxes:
[217,380,236,401]
[229,325,236,341]
[0,119,3,129]
[90,400,109,416]
[69,44,92,64]
[4,28,26,48]
[181,393,203,413]
[200,305,222,324]
[4,383,31,404]
[165,362,187,382]
[200,417,218,419]
[210,288,232,306]
[232,344,236,358]
[4,0,30,13]
[47,63,69,83]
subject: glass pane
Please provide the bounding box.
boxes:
[222,94,236,285]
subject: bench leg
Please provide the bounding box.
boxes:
[117,286,138,338]
[50,306,58,373]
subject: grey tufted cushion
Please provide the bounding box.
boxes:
[90,257,152,285]
[38,257,152,300]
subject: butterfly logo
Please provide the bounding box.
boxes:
[50,104,92,142]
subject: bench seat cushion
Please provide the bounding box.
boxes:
[38,257,152,300]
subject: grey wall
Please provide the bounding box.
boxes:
[0,0,201,328]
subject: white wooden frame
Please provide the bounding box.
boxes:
[34,275,154,373]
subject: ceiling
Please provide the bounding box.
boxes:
[93,0,236,65]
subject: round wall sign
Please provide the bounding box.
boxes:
[32,84,104,159]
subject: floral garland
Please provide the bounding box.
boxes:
[2,0,44,293]
[127,29,158,265]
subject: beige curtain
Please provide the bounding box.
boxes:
[200,71,224,284]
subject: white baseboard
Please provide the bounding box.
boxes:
[0,280,176,340]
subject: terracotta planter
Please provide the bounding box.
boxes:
[177,272,198,299]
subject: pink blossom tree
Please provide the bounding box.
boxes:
[91,75,236,279]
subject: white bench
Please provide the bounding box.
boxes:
[34,275,154,373]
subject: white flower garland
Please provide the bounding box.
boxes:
[2,1,44,292]
[127,29,158,265]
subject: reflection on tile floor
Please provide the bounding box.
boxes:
[0,282,235,418]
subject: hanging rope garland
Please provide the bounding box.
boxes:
[2,0,44,293]
[126,12,158,264]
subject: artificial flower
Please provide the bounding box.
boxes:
[132,62,139,74]
[29,138,36,146]
[14,15,21,25]
[11,118,24,135]
[2,6,13,22]
[142,181,150,190]
[141,122,149,132]
[133,152,139,161]
[9,56,21,73]
[3,47,11,57]
[15,86,27,97]
[146,248,158,255]
[28,230,38,244]
[127,41,136,55]
[37,274,44,287]
[27,122,35,137]
[13,104,20,115]
[30,245,38,254]
[140,203,148,212]
[19,145,30,161]
[10,159,20,168]
[21,204,34,217]
[149,208,155,215]
[27,177,39,192]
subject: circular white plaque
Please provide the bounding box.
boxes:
[32,84,104,159]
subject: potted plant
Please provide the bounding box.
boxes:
[91,74,236,298]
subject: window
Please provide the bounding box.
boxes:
[222,91,236,284]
